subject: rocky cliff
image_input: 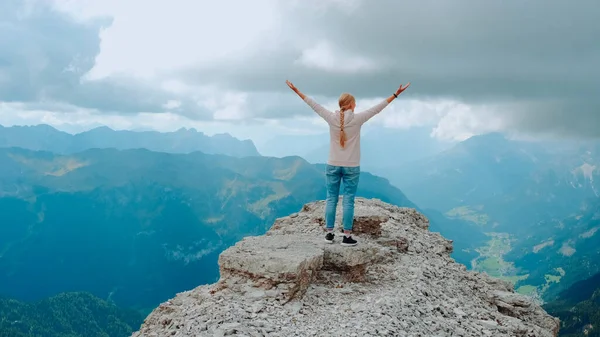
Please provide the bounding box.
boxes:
[131,198,560,337]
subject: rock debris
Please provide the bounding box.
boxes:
[132,198,559,337]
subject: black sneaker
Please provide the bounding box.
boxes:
[341,235,358,246]
[324,232,335,244]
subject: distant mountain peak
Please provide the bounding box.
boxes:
[86,125,114,133]
[132,198,559,337]
[211,132,235,139]
[175,127,199,134]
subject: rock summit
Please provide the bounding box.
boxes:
[132,198,559,337]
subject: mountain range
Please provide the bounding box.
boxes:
[0,124,259,157]
[0,145,420,311]
[386,133,599,214]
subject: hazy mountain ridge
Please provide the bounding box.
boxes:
[0,124,260,157]
[388,133,599,215]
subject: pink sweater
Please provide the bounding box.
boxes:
[304,96,389,167]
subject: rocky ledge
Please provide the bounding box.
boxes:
[132,198,560,337]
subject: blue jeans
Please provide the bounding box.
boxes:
[325,164,360,232]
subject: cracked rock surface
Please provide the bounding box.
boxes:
[132,198,560,337]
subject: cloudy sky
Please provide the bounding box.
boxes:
[0,0,598,146]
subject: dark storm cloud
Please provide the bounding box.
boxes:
[180,0,600,136]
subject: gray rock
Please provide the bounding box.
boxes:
[217,235,323,301]
[131,198,560,337]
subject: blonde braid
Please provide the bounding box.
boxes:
[339,107,347,148]
[337,92,354,149]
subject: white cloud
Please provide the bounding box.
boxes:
[431,103,506,141]
[206,92,248,121]
[52,0,281,80]
[295,40,379,74]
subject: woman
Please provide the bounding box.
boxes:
[286,80,411,246]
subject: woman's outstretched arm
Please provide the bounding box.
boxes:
[355,82,411,125]
[286,80,334,123]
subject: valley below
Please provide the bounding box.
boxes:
[435,200,599,305]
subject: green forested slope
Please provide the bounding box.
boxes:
[0,147,415,309]
[0,292,143,337]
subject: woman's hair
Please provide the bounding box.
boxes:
[338,93,355,148]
